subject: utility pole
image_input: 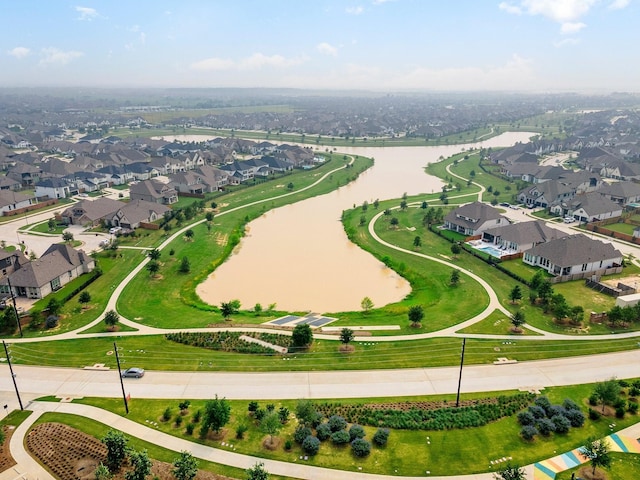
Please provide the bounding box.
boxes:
[3,341,23,410]
[455,338,466,408]
[6,278,22,338]
[113,342,129,414]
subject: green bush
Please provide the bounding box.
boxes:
[351,438,371,457]
[302,435,320,455]
[551,415,571,434]
[588,408,601,420]
[372,428,390,447]
[294,426,312,445]
[185,423,194,436]
[162,407,172,421]
[328,415,348,432]
[331,430,351,445]
[192,410,201,423]
[284,439,292,451]
[236,424,248,440]
[316,423,331,441]
[349,424,366,441]
[521,425,538,440]
[628,401,639,414]
[616,406,626,418]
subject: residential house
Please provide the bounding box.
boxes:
[550,192,623,222]
[7,162,41,187]
[517,181,575,208]
[0,176,21,191]
[60,197,125,226]
[110,199,170,229]
[0,249,29,279]
[129,179,178,205]
[443,202,508,236]
[126,162,160,181]
[35,178,71,199]
[523,234,623,278]
[95,165,134,186]
[169,171,206,195]
[0,191,37,216]
[262,155,294,172]
[0,244,95,300]
[219,160,255,183]
[481,220,568,253]
[195,165,230,191]
[596,181,640,206]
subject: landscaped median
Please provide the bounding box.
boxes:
[34,380,640,477]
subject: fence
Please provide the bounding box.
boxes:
[549,266,623,284]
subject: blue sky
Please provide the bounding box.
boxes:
[1,0,637,92]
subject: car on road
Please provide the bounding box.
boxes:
[121,367,145,378]
[499,202,510,207]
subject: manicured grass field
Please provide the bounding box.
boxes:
[65,382,640,476]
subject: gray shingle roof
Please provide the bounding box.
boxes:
[483,220,568,245]
[525,234,622,267]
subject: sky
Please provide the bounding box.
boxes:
[1,0,637,92]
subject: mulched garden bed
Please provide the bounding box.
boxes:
[0,426,17,473]
[26,423,236,480]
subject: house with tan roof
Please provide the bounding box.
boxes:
[129,179,178,205]
[110,199,170,229]
[443,202,508,236]
[60,197,125,226]
[481,220,568,254]
[0,190,36,216]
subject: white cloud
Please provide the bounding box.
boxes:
[40,48,83,65]
[498,2,523,14]
[609,0,630,9]
[373,0,396,4]
[554,37,581,47]
[75,6,98,21]
[317,42,338,56]
[8,47,30,59]
[560,21,586,33]
[346,6,364,14]
[519,0,597,22]
[191,53,306,72]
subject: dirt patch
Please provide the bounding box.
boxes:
[25,423,236,480]
[0,426,17,473]
[577,465,608,480]
[602,274,640,289]
[339,345,355,353]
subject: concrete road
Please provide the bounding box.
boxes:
[2,349,640,401]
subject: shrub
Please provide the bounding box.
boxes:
[534,396,552,415]
[373,428,390,447]
[328,415,348,432]
[316,423,331,441]
[548,405,567,418]
[562,399,580,411]
[630,387,640,397]
[45,315,59,329]
[278,407,290,424]
[174,415,183,427]
[618,379,630,388]
[254,408,266,422]
[192,410,201,423]
[163,407,172,421]
[248,401,259,413]
[178,400,191,412]
[521,425,538,440]
[302,435,320,455]
[588,408,601,421]
[266,403,275,412]
[517,411,535,426]
[565,409,585,427]
[236,424,248,440]
[284,439,292,451]
[628,401,639,414]
[616,406,626,418]
[588,394,599,406]
[351,438,371,457]
[294,426,313,445]
[614,398,627,410]
[185,423,194,436]
[536,418,555,436]
[551,415,571,434]
[330,430,351,445]
[349,424,366,441]
[528,405,546,419]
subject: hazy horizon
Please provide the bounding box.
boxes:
[1,0,638,93]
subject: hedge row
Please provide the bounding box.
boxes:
[315,393,534,431]
[165,331,290,354]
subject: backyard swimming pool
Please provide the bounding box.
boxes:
[476,245,504,258]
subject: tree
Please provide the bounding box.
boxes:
[361,296,374,312]
[179,256,191,273]
[201,395,231,437]
[146,261,160,276]
[570,305,584,325]
[493,463,525,480]
[104,309,119,329]
[220,302,235,320]
[390,217,399,227]
[47,297,62,316]
[450,269,460,286]
[509,285,522,304]
[79,291,91,305]
[291,323,313,349]
[413,236,421,248]
[340,328,354,346]
[408,305,424,328]
[101,430,128,471]
[125,449,151,480]
[260,411,282,446]
[184,229,194,241]
[148,249,161,261]
[47,218,56,231]
[450,243,461,258]
[400,200,408,210]
[172,451,198,480]
[511,310,526,332]
[580,437,611,477]
[95,463,112,480]
[246,462,269,480]
[593,378,621,414]
[295,399,320,427]
[205,212,214,222]
[287,182,294,190]
[62,231,74,243]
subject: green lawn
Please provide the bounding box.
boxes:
[605,222,636,235]
[62,382,640,476]
[555,452,640,480]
